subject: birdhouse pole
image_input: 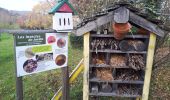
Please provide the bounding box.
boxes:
[49,0,77,99]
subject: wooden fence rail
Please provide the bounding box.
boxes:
[0,29,56,34]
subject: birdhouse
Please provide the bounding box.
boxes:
[49,0,77,32]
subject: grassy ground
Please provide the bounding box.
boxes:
[0,33,15,100]
[150,66,170,100]
[0,33,169,100]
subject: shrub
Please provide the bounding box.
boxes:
[69,34,83,48]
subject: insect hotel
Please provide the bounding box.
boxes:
[73,2,165,100]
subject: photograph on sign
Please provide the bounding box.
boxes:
[15,33,68,77]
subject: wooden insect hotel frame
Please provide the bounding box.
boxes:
[73,2,165,100]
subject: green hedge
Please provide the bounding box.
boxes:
[69,34,83,48]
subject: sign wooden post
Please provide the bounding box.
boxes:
[15,77,24,100]
[14,35,24,100]
[62,66,69,100]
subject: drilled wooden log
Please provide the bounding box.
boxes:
[119,40,133,51]
[119,40,146,51]
[128,40,146,51]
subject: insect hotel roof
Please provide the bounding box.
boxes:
[72,1,169,37]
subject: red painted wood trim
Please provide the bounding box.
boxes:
[58,3,73,13]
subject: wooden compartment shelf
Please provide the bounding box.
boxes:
[90,64,129,68]
[89,78,144,84]
[90,50,147,54]
[89,93,141,98]
[91,34,149,38]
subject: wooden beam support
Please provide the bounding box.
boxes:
[62,66,69,100]
[14,35,24,100]
[83,32,90,100]
[129,11,164,37]
[142,33,157,100]
[73,12,114,36]
[114,7,129,23]
[136,97,142,100]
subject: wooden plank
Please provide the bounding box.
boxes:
[142,33,156,100]
[83,32,90,100]
[90,64,129,68]
[0,29,55,34]
[16,77,23,100]
[91,34,149,38]
[114,7,129,23]
[89,93,141,98]
[73,12,114,36]
[69,59,84,83]
[61,66,69,100]
[129,11,164,37]
[90,50,147,54]
[136,97,142,100]
[89,78,144,84]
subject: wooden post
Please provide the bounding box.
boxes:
[83,32,90,100]
[13,35,24,100]
[142,33,156,100]
[16,77,24,100]
[136,97,142,100]
[62,66,69,100]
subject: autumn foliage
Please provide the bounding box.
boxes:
[17,1,53,29]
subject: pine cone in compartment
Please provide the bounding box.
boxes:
[96,68,114,81]
[128,40,146,51]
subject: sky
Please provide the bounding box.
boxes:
[0,0,44,11]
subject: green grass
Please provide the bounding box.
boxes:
[0,33,16,100]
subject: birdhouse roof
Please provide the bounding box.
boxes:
[49,0,77,15]
[73,1,169,37]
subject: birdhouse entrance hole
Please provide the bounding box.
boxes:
[53,13,73,31]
